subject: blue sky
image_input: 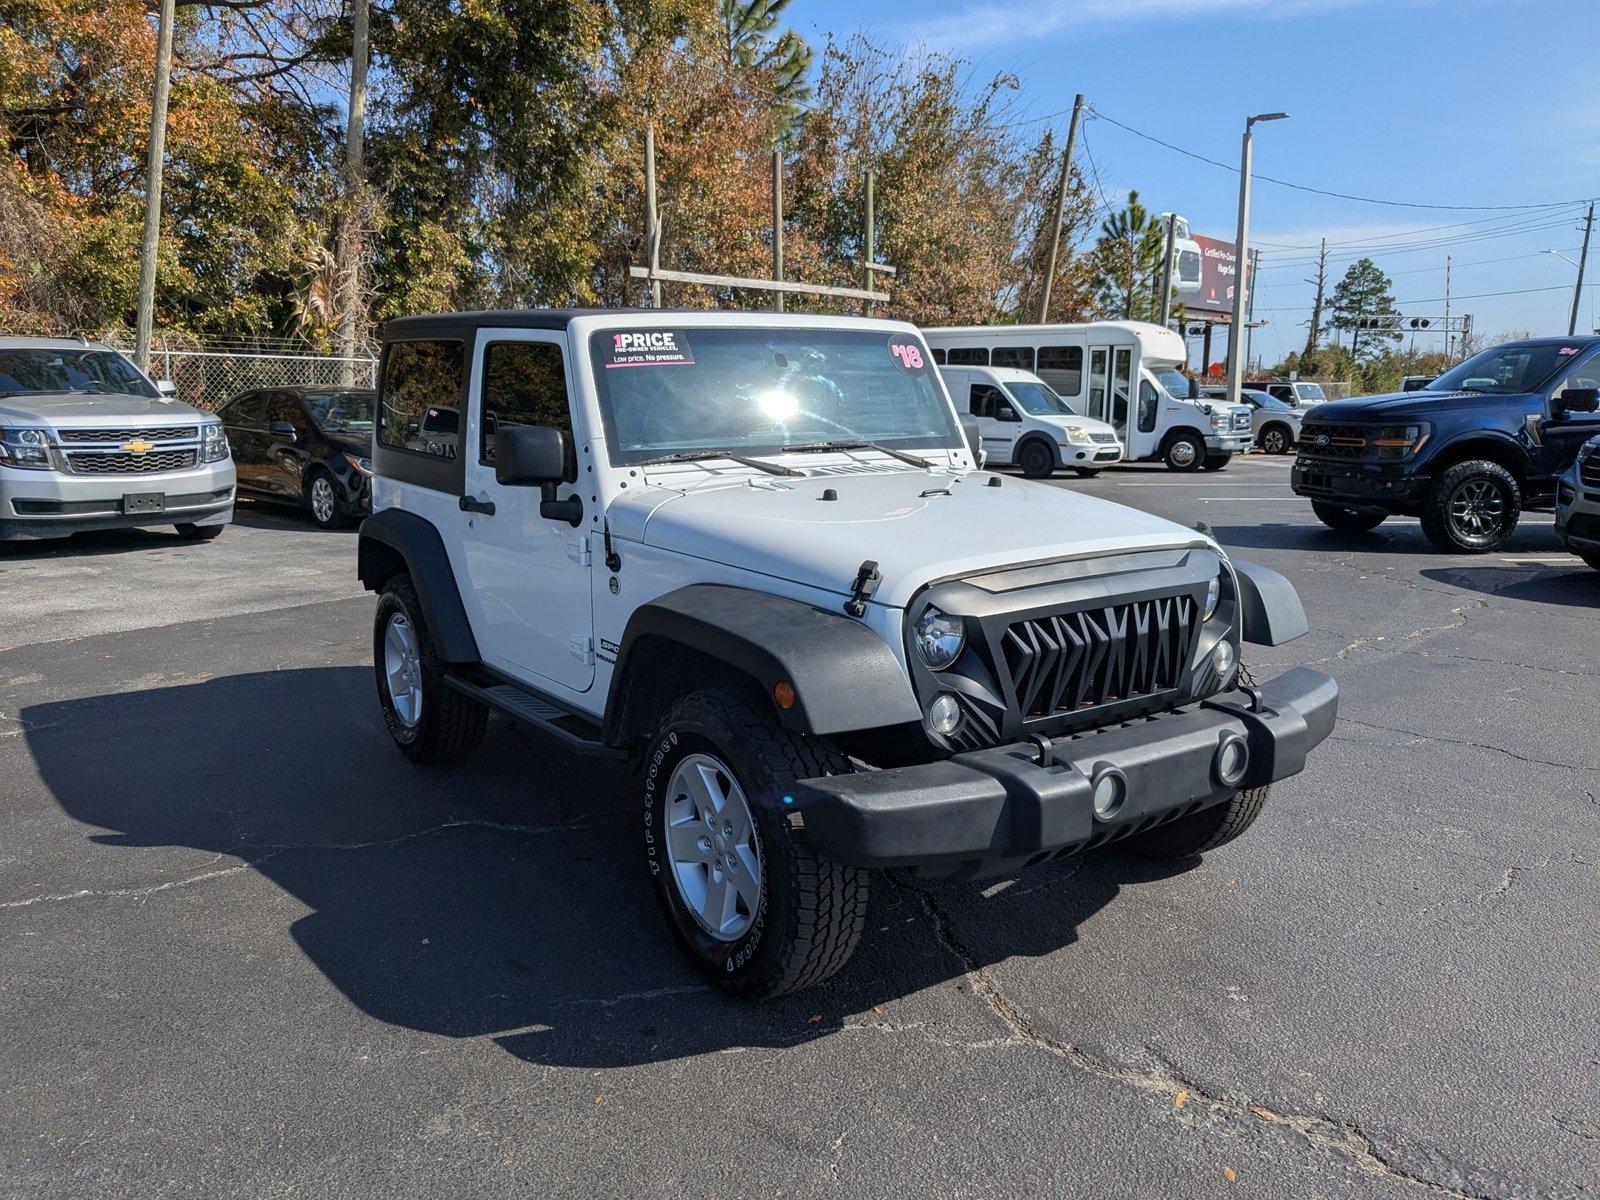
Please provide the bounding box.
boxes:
[791,0,1600,363]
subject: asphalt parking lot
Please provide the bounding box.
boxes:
[2,457,1596,1199]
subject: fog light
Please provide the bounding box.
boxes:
[1091,768,1126,819]
[927,693,962,736]
[1214,734,1249,787]
[1211,638,1236,681]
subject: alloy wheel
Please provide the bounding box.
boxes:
[1448,478,1507,540]
[663,753,763,942]
[310,476,337,525]
[383,611,423,728]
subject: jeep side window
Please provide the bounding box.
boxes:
[378,339,464,460]
[480,342,570,464]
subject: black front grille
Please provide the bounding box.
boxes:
[1297,422,1371,461]
[56,426,198,444]
[1002,593,1199,718]
[1580,456,1600,488]
[67,449,197,474]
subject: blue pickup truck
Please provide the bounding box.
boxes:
[1290,337,1600,552]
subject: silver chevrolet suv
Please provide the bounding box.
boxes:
[0,337,235,545]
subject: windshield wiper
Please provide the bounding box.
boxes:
[637,449,803,477]
[786,439,930,468]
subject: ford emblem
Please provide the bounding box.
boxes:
[1314,433,1330,447]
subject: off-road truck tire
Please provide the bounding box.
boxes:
[1123,786,1271,859]
[1311,501,1386,534]
[1163,431,1206,472]
[1017,439,1056,479]
[373,574,487,764]
[643,686,869,999]
[1421,459,1521,553]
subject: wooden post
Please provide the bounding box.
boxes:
[772,148,784,313]
[1037,93,1084,324]
[134,0,175,372]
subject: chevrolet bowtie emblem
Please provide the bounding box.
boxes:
[122,439,154,454]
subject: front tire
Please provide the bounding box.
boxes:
[643,686,869,999]
[1017,439,1056,479]
[1072,466,1102,478]
[1581,550,1600,573]
[1163,432,1205,472]
[1258,424,1292,455]
[1124,787,1271,859]
[373,575,487,764]
[306,469,351,530]
[1312,501,1387,534]
[1421,460,1521,553]
[1202,452,1232,471]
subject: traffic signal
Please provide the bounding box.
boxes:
[1408,317,1431,329]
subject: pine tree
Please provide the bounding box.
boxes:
[1327,257,1401,359]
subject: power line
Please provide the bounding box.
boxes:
[1085,104,1597,212]
[1252,283,1573,312]
[1251,205,1591,251]
[1252,214,1585,272]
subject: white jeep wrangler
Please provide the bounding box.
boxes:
[358,310,1337,999]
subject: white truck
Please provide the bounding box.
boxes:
[358,309,1337,999]
[937,363,1123,477]
[923,321,1254,471]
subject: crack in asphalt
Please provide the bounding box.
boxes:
[0,814,623,910]
[1335,717,1598,773]
[894,877,1533,1200]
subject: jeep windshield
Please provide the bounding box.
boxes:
[0,349,158,399]
[589,326,962,466]
[1426,343,1582,395]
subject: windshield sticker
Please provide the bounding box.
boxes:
[887,334,928,376]
[606,330,694,369]
[1559,346,1582,356]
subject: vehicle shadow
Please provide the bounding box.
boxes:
[231,502,356,534]
[1420,563,1598,605]
[1205,519,1571,556]
[0,526,201,560]
[21,667,1186,1069]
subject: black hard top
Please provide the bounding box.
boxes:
[382,308,661,341]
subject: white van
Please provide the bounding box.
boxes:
[924,321,1254,471]
[938,365,1124,477]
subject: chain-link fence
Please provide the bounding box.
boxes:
[145,347,377,412]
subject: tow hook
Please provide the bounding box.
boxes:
[843,560,881,618]
[1027,733,1057,768]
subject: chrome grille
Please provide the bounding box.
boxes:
[1231,410,1252,432]
[56,426,198,444]
[66,449,197,474]
[1002,593,1199,718]
[1089,431,1118,444]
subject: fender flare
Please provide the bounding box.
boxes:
[602,584,923,742]
[357,509,480,663]
[1232,559,1309,646]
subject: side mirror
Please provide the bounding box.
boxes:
[495,424,582,526]
[996,405,1018,423]
[156,379,177,397]
[267,420,299,444]
[1187,378,1200,399]
[1555,387,1600,416]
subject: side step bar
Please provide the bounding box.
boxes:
[444,673,622,758]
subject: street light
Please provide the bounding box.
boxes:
[1544,249,1579,270]
[1226,112,1288,407]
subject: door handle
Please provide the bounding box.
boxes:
[459,494,496,516]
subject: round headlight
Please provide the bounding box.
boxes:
[927,693,962,736]
[1204,576,1221,621]
[913,607,965,670]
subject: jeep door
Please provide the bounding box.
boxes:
[457,331,595,692]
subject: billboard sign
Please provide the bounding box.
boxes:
[1187,234,1249,317]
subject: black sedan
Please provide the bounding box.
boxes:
[217,387,374,528]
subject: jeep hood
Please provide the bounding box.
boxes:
[622,470,1211,608]
[0,391,204,426]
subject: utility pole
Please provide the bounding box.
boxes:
[644,127,661,308]
[1244,248,1260,373]
[1304,237,1326,355]
[1037,93,1085,323]
[1443,254,1452,359]
[1157,212,1176,328]
[1569,202,1593,337]
[337,0,369,386]
[133,0,176,372]
[772,148,784,313]
[861,168,875,316]
[1226,111,1288,406]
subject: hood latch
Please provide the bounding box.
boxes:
[843,560,881,618]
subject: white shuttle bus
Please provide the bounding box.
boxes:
[923,321,1254,471]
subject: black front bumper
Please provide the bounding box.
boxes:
[1291,459,1425,509]
[793,667,1337,876]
